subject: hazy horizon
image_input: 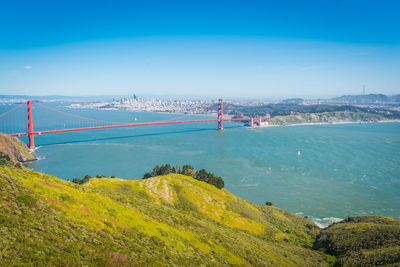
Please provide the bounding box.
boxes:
[2,91,399,102]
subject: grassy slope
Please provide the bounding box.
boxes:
[0,133,35,163]
[0,166,330,266]
[314,216,400,266]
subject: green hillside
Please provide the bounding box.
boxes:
[314,216,400,266]
[0,166,330,266]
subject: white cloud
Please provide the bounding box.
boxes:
[24,66,32,69]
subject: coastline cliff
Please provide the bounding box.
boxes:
[0,133,36,163]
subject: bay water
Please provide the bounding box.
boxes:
[3,103,399,227]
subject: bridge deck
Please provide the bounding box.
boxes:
[10,117,250,137]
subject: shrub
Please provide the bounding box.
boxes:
[0,152,14,166]
[142,164,225,189]
[72,175,93,184]
[17,193,37,208]
[59,193,76,204]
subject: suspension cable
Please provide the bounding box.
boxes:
[0,102,26,118]
[33,102,193,125]
[157,114,189,122]
[33,102,132,125]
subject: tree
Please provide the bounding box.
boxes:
[142,172,152,179]
[72,174,92,184]
[214,178,224,189]
[82,175,91,183]
[195,169,208,182]
[141,164,225,189]
[210,174,224,189]
[143,164,173,179]
[181,165,196,177]
[151,165,160,177]
[174,165,180,173]
[72,178,81,184]
[159,164,171,175]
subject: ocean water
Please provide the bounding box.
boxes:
[2,103,400,227]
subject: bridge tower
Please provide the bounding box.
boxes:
[217,98,223,130]
[27,100,35,149]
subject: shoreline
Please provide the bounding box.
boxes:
[67,105,235,118]
[66,104,400,125]
[264,119,400,128]
[153,111,221,118]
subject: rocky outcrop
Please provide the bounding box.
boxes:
[0,133,35,163]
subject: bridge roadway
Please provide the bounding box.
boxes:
[10,117,250,137]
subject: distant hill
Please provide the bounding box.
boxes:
[0,95,115,103]
[224,102,400,122]
[330,94,400,105]
[282,98,304,104]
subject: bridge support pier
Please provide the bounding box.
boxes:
[27,100,35,149]
[217,98,223,130]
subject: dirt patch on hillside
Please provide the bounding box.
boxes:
[39,180,63,190]
[81,206,91,214]
[142,177,176,205]
[1,200,11,206]
[46,195,69,209]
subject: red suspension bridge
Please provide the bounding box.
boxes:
[0,99,262,149]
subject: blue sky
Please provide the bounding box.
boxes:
[1,0,399,98]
